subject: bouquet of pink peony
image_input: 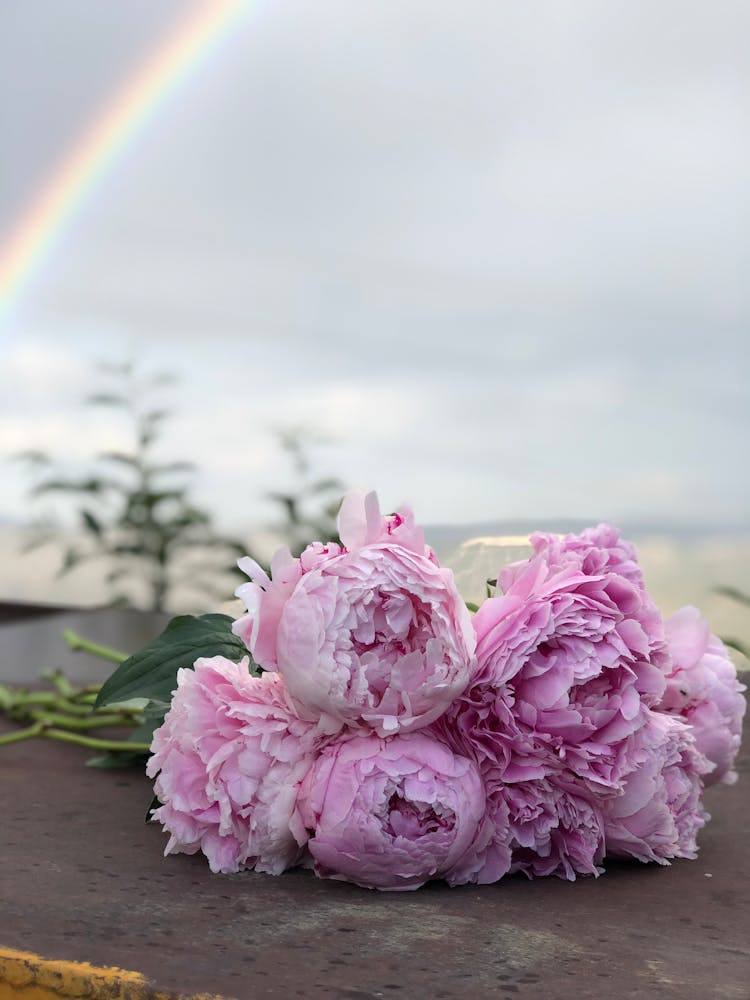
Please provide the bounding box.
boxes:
[96,491,746,890]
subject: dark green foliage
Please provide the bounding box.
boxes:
[95,613,254,709]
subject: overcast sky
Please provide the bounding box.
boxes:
[1,1,748,535]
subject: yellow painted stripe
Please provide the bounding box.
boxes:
[0,945,227,999]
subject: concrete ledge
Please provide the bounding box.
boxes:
[0,945,223,999]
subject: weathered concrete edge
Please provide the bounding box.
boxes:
[0,945,231,1000]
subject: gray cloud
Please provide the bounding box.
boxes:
[1,1,748,530]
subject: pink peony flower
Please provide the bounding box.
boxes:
[298,731,490,890]
[602,710,710,863]
[503,523,653,595]
[147,656,319,875]
[447,524,669,795]
[433,665,549,784]
[232,493,435,674]
[505,776,605,880]
[659,606,746,786]
[337,489,436,560]
[432,718,606,881]
[500,523,671,684]
[233,491,476,737]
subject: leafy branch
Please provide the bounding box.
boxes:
[267,428,345,557]
[16,362,252,612]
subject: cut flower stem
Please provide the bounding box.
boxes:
[42,728,151,752]
[27,710,135,730]
[63,630,128,664]
[0,659,146,760]
[0,721,149,752]
[0,721,45,745]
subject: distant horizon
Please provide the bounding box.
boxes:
[2,513,750,538]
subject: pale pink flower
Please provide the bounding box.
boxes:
[602,711,710,863]
[337,490,436,560]
[455,538,667,793]
[147,656,319,875]
[298,731,490,890]
[504,523,653,595]
[659,606,746,785]
[233,491,476,737]
[500,522,671,685]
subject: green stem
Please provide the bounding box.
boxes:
[42,728,150,752]
[0,721,45,745]
[47,698,98,717]
[4,692,137,721]
[54,698,141,718]
[41,669,77,698]
[10,697,92,718]
[63,630,127,664]
[64,687,102,706]
[3,690,60,709]
[27,710,137,730]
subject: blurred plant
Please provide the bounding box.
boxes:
[267,427,345,557]
[15,361,250,613]
[715,585,750,659]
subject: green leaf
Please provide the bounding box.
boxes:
[98,451,140,468]
[81,509,102,536]
[146,793,161,821]
[465,601,479,613]
[715,586,750,608]
[110,543,148,556]
[721,637,750,658]
[86,392,128,407]
[94,613,254,710]
[57,546,85,577]
[32,476,117,496]
[143,489,186,509]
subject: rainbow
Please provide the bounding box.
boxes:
[0,0,249,327]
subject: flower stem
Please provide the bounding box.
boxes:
[46,698,98,717]
[27,710,137,730]
[66,686,102,706]
[42,728,150,752]
[62,630,127,664]
[2,688,60,710]
[0,721,45,745]
[41,669,77,698]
